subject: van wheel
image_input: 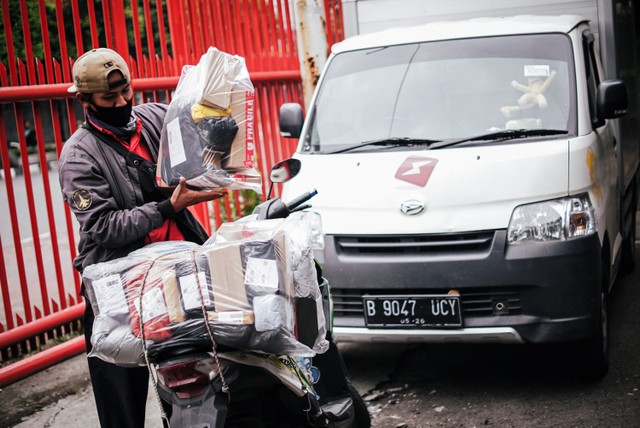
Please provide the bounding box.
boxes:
[564,284,610,379]
[620,204,636,273]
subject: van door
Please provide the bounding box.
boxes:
[583,30,620,268]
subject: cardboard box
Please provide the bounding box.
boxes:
[161,270,186,323]
[198,49,243,110]
[206,244,251,312]
[215,221,294,298]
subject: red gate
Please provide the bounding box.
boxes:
[0,0,343,386]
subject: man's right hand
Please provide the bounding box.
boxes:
[170,177,228,212]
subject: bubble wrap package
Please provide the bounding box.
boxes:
[157,46,261,192]
[83,212,328,366]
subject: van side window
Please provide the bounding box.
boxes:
[583,31,600,125]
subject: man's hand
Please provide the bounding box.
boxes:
[170,177,228,212]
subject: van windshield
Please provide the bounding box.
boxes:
[306,33,576,153]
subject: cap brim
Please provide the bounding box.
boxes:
[67,85,79,93]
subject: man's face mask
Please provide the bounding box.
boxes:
[89,98,133,127]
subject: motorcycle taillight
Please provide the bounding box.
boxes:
[157,360,210,399]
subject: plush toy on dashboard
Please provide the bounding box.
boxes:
[501,69,556,117]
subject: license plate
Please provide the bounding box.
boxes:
[363,295,462,328]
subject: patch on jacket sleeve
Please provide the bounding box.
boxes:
[72,189,93,211]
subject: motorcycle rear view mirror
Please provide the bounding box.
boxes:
[267,158,301,199]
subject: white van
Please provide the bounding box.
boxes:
[279,6,638,377]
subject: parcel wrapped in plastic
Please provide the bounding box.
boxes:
[82,212,328,367]
[157,46,261,193]
[207,211,329,354]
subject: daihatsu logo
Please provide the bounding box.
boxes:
[400,199,425,215]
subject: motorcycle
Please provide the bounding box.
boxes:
[144,158,371,427]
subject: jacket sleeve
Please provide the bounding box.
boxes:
[58,132,175,249]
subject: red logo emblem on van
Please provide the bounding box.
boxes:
[395,156,438,187]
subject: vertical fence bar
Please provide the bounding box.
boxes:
[50,100,79,306]
[70,0,84,56]
[1,0,18,85]
[129,0,143,77]
[248,0,263,71]
[111,0,129,60]
[38,0,54,82]
[142,0,157,76]
[265,0,280,70]
[87,0,100,47]
[37,1,68,310]
[0,235,13,330]
[19,0,36,83]
[188,1,202,58]
[54,0,71,81]
[58,99,82,298]
[0,109,16,329]
[200,0,214,49]
[102,0,114,49]
[210,1,226,53]
[155,0,170,75]
[220,1,236,55]
[281,0,296,67]
[0,107,32,323]
[14,98,51,318]
[166,0,187,69]
[242,0,257,70]
[19,3,51,317]
[32,99,67,311]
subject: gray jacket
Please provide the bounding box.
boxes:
[59,103,208,274]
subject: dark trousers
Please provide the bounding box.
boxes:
[84,302,170,427]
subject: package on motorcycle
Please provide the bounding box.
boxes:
[82,212,330,366]
[82,194,369,426]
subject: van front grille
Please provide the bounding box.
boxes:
[334,232,494,256]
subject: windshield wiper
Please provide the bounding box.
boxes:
[327,137,440,154]
[429,129,569,150]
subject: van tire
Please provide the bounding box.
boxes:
[570,290,609,379]
[564,255,610,379]
[620,199,636,273]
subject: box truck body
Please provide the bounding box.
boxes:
[280,0,639,375]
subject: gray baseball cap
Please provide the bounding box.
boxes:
[67,48,130,93]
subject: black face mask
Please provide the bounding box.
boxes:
[89,98,133,127]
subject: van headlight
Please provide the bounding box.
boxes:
[507,195,597,245]
[307,211,324,250]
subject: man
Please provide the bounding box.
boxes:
[59,48,225,428]
[24,120,37,148]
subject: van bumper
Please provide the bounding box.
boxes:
[324,231,602,345]
[333,326,524,343]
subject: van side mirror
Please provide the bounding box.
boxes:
[597,79,627,121]
[279,103,304,138]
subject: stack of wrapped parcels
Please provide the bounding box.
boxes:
[156,46,262,192]
[83,212,329,367]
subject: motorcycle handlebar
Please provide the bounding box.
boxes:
[254,188,318,220]
[286,189,318,211]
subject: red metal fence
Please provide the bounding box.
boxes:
[0,0,343,386]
